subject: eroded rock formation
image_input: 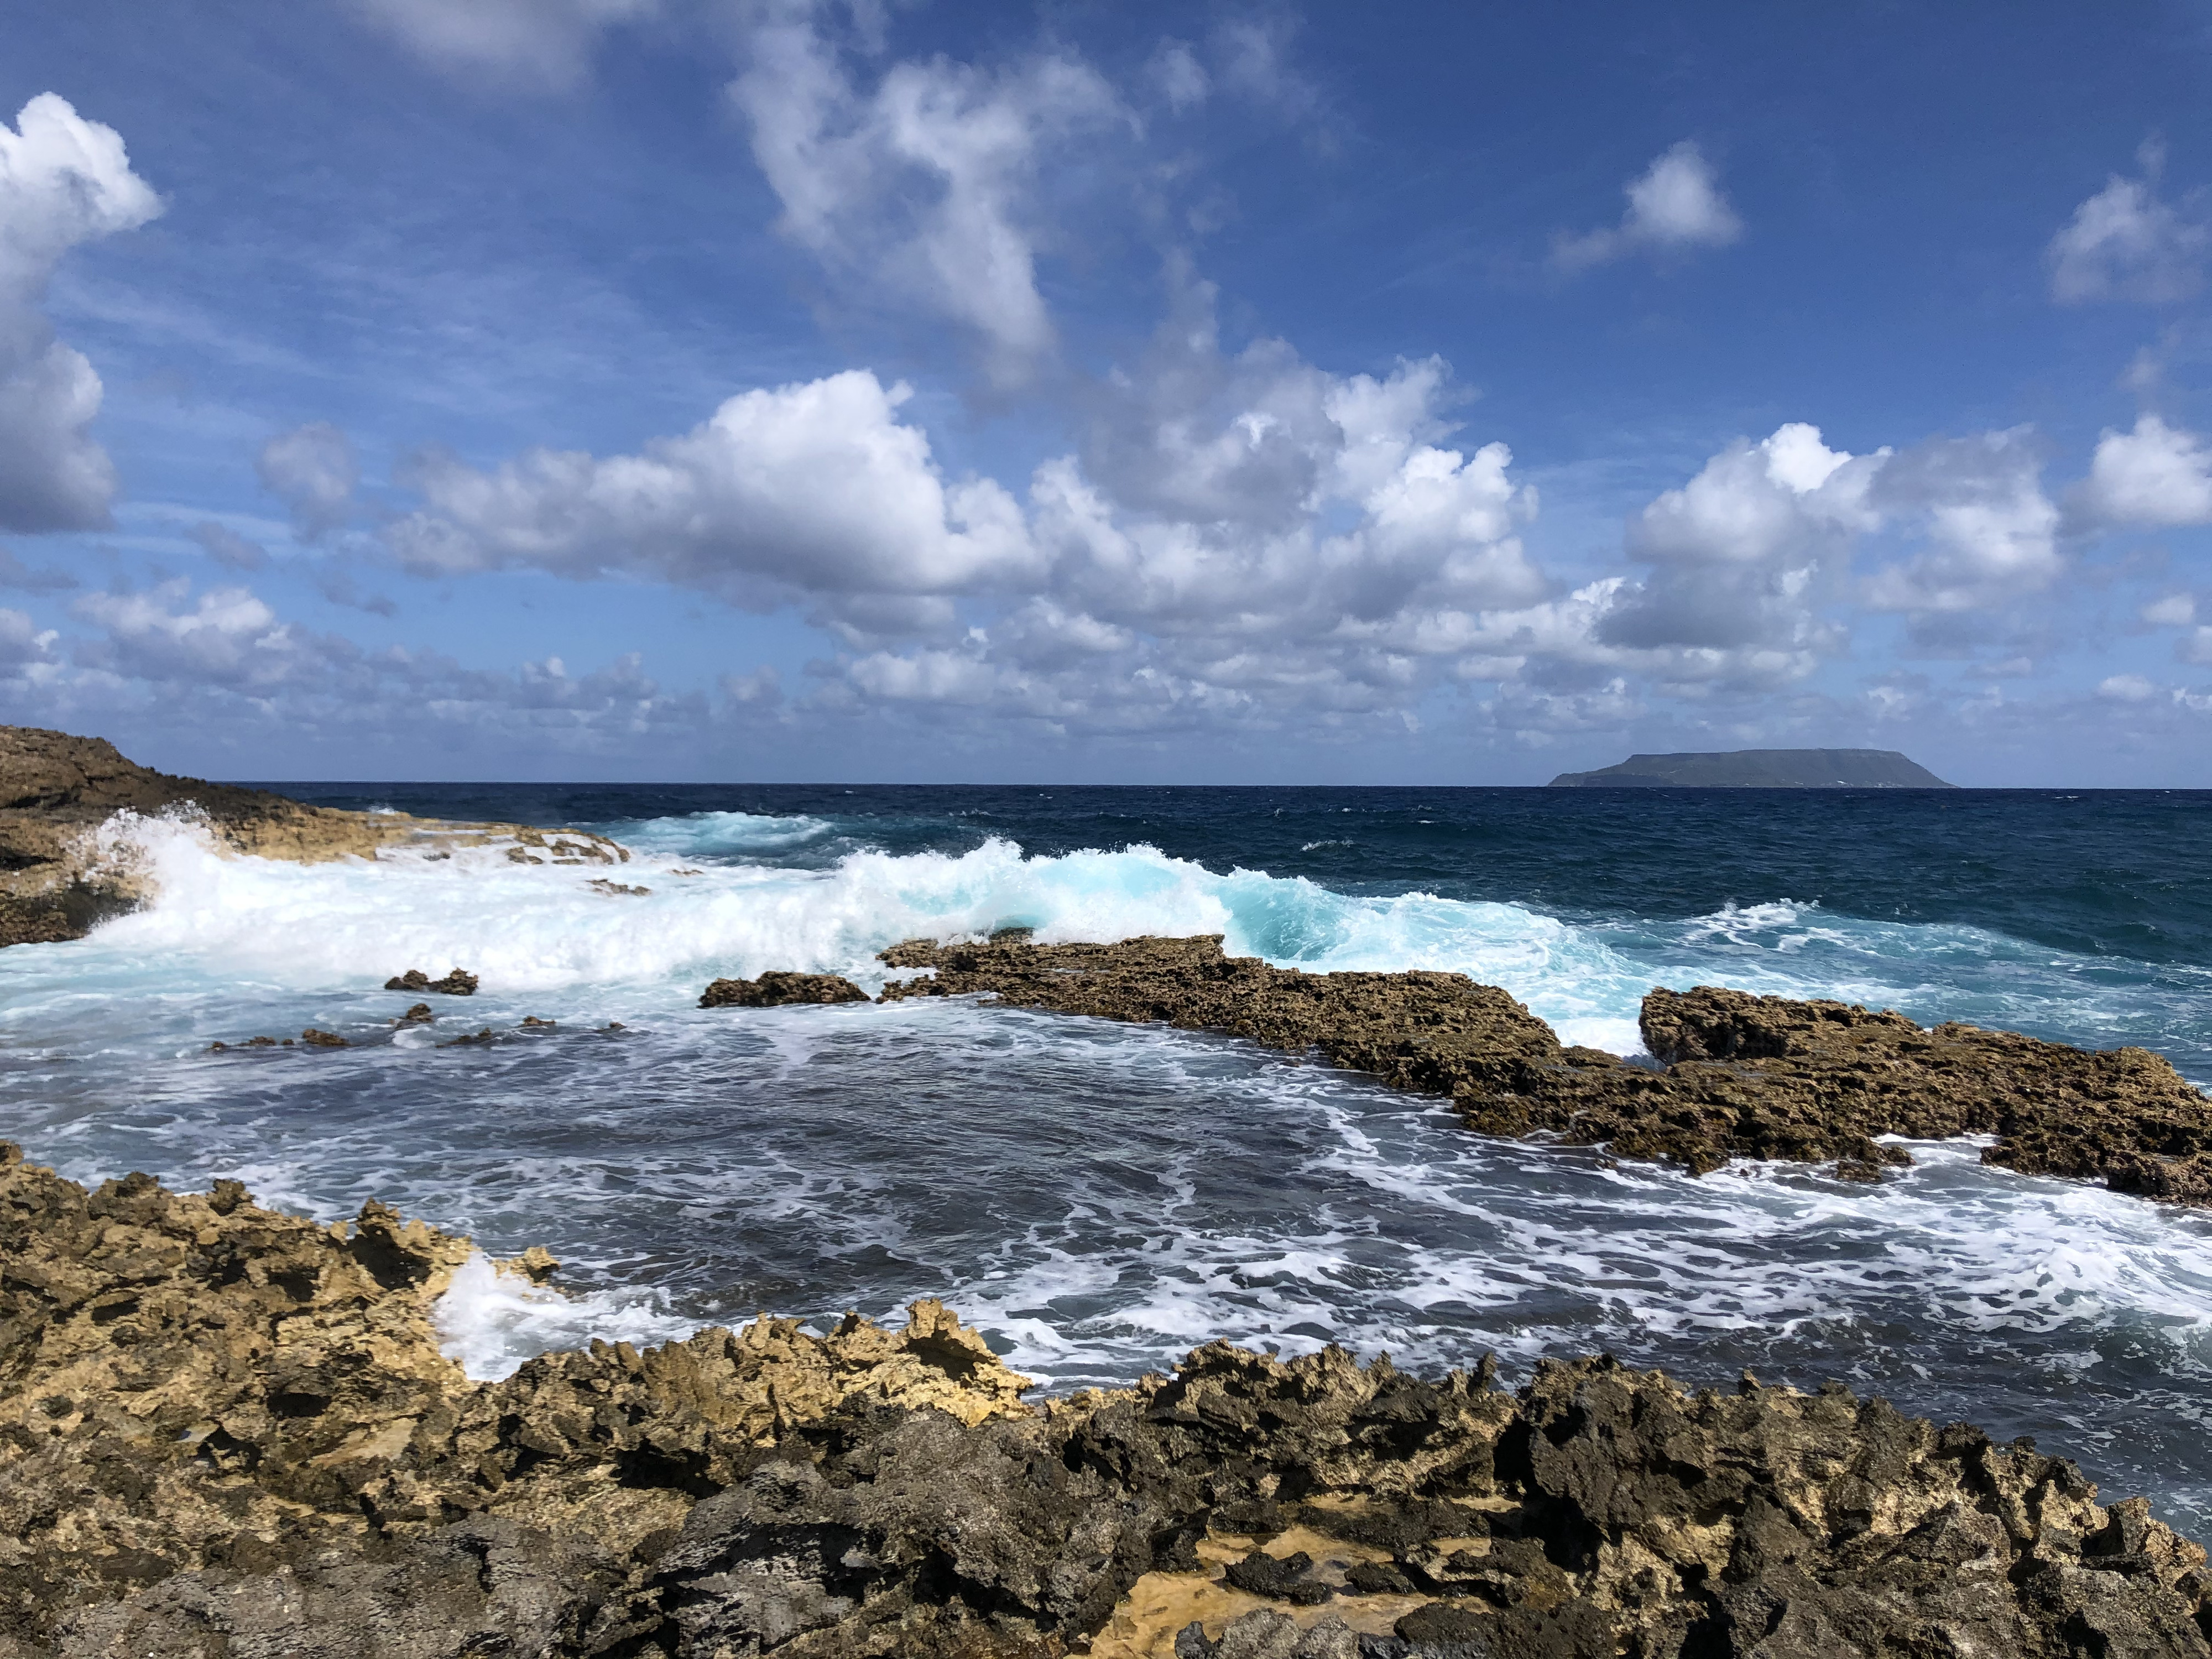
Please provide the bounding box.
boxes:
[5,1147,2209,1656]
[700,971,871,1009]
[876,935,2212,1205]
[0,726,629,949]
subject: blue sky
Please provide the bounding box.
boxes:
[2,1,2210,784]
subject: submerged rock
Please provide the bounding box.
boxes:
[4,1149,2209,1657]
[878,934,2212,1211]
[699,971,870,1009]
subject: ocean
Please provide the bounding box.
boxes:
[6,784,2212,1528]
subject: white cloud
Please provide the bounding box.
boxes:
[2048,165,2209,305]
[729,1,1121,386]
[389,369,1038,613]
[384,286,1563,742]
[2074,414,2212,528]
[1554,142,1743,272]
[257,422,361,541]
[0,94,163,531]
[1598,423,1877,677]
[1865,430,2060,613]
[2143,591,2197,627]
[74,582,310,690]
[0,606,58,671]
[2098,672,2158,701]
[349,0,655,91]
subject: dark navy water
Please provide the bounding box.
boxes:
[4,786,2211,1532]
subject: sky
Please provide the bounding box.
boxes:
[1,2,2210,784]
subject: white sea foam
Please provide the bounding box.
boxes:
[34,809,2189,1068]
[434,1253,699,1381]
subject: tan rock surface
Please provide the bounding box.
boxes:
[4,1150,2210,1655]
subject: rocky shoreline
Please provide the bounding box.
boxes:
[0,726,628,948]
[5,1146,2210,1658]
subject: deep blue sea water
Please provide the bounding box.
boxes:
[4,785,2211,1531]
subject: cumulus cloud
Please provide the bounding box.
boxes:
[44,578,706,758]
[2073,414,2212,528]
[0,94,163,532]
[348,0,655,91]
[2048,151,2209,305]
[389,369,1037,617]
[729,1,1121,387]
[257,423,361,541]
[1554,142,1743,272]
[0,606,57,671]
[384,286,1562,741]
[1864,431,2061,614]
[74,581,309,690]
[1596,423,1879,683]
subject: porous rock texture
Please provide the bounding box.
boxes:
[699,972,872,1009]
[875,934,2212,1206]
[6,1147,2211,1657]
[0,725,629,948]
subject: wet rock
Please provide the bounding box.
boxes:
[878,935,2212,1211]
[384,967,478,995]
[393,1003,436,1026]
[436,1027,497,1047]
[1225,1549,1334,1604]
[698,971,870,1009]
[520,1015,556,1030]
[0,726,635,948]
[587,878,651,896]
[299,1027,349,1048]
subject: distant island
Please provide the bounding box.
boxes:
[1548,748,1955,789]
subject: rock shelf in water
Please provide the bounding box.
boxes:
[877,934,2212,1207]
[4,1146,2211,1657]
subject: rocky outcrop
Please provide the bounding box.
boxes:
[0,1146,1032,1656]
[875,935,2212,1206]
[384,968,480,996]
[4,1148,2208,1656]
[0,726,629,949]
[700,972,871,1009]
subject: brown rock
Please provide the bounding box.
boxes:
[299,1028,349,1048]
[385,967,479,995]
[698,971,870,1009]
[877,934,2212,1210]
